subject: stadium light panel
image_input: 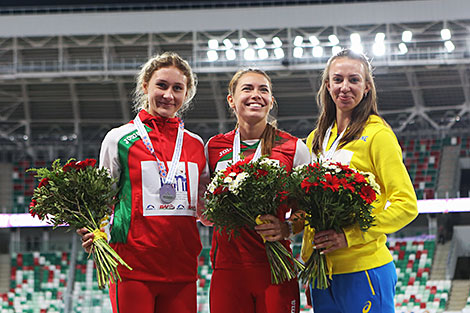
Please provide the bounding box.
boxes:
[223,39,233,49]
[256,38,266,49]
[375,32,385,43]
[312,45,324,57]
[208,39,219,50]
[309,35,320,46]
[441,28,452,40]
[258,48,269,59]
[332,45,342,55]
[445,40,455,52]
[239,38,249,50]
[293,47,303,58]
[399,43,408,54]
[350,33,361,44]
[225,49,236,60]
[244,48,256,60]
[207,50,218,61]
[272,37,283,48]
[329,35,339,46]
[274,48,285,59]
[294,36,303,47]
[402,31,412,42]
[372,42,386,56]
[351,43,363,54]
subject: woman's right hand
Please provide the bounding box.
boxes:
[76,227,94,253]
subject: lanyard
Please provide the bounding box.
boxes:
[233,128,262,163]
[322,123,347,160]
[134,114,184,186]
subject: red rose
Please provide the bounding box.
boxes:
[63,161,79,172]
[38,178,49,188]
[88,159,97,167]
[29,199,38,217]
[76,158,97,170]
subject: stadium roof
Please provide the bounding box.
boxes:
[0,0,468,162]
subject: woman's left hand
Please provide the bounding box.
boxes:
[313,229,347,254]
[254,214,289,242]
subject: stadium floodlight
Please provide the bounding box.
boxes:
[244,48,256,60]
[312,45,324,57]
[294,36,304,47]
[375,32,385,43]
[293,47,303,58]
[309,35,320,46]
[274,47,285,59]
[350,33,361,44]
[258,48,269,59]
[402,31,412,42]
[332,45,342,55]
[351,43,363,54]
[225,49,236,60]
[272,37,283,48]
[239,38,249,49]
[256,38,266,49]
[328,34,339,46]
[441,28,452,40]
[208,39,219,50]
[398,42,408,54]
[207,50,218,61]
[444,40,455,52]
[223,39,233,49]
[372,42,386,56]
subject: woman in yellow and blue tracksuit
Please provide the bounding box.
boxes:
[302,49,418,313]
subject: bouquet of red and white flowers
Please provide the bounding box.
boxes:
[204,156,304,284]
[290,160,379,289]
[28,158,132,289]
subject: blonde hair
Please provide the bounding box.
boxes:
[228,68,278,156]
[133,51,197,115]
[311,49,379,155]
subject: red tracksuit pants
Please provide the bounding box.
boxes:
[209,266,300,313]
[109,279,196,313]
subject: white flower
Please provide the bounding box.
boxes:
[259,158,280,167]
[207,175,220,193]
[359,170,381,195]
[229,172,237,177]
[228,172,249,195]
[224,176,233,184]
[208,183,216,193]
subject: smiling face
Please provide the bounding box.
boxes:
[227,72,274,125]
[327,57,371,119]
[142,66,188,118]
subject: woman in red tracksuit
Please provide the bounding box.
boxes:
[204,68,310,313]
[78,52,209,313]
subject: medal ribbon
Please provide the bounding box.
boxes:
[321,123,347,161]
[233,128,262,163]
[134,114,184,186]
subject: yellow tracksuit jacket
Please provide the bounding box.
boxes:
[301,115,418,274]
